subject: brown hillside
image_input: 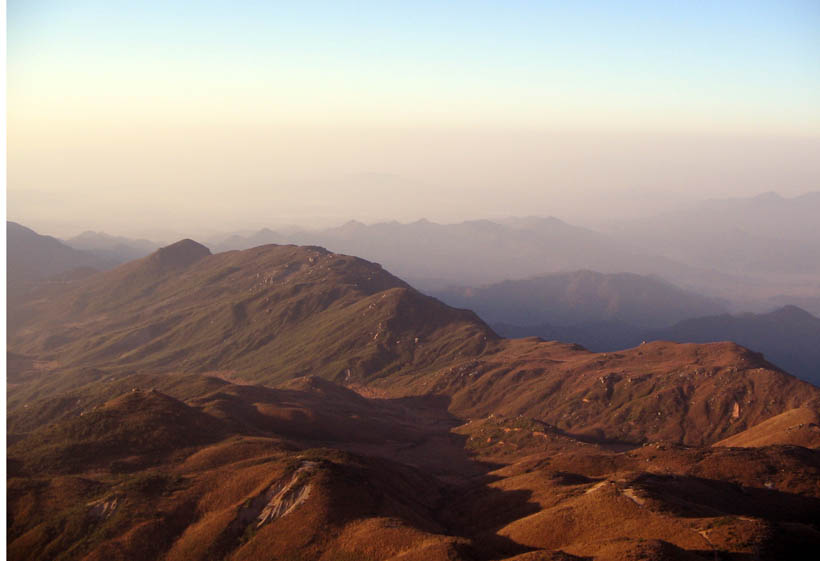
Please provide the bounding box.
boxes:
[146,239,211,270]
[9,243,497,385]
[412,339,820,446]
[9,389,226,475]
[714,407,820,449]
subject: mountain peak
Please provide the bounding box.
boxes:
[769,304,815,320]
[147,239,211,270]
[341,219,366,228]
[753,191,783,201]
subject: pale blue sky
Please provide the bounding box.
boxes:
[7,1,820,236]
[9,0,820,130]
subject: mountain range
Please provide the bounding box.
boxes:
[201,192,820,315]
[605,192,820,277]
[17,190,817,313]
[8,237,820,560]
[648,305,820,385]
[208,216,723,295]
[430,271,820,385]
[432,270,727,329]
[7,224,820,560]
[6,222,115,298]
[494,305,820,387]
[64,231,160,263]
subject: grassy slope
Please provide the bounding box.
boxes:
[10,244,497,386]
[714,407,820,449]
[427,339,820,446]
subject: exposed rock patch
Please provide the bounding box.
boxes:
[87,494,122,520]
[233,460,317,533]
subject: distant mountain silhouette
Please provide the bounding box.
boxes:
[209,227,286,252]
[647,305,820,385]
[211,217,727,294]
[496,305,820,386]
[65,230,160,263]
[432,270,725,329]
[765,294,820,317]
[206,198,820,314]
[6,222,114,297]
[606,191,820,277]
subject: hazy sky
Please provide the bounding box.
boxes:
[8,0,820,238]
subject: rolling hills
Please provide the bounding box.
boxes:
[9,368,820,561]
[10,241,820,446]
[7,239,820,560]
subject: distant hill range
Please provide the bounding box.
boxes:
[64,230,160,263]
[496,305,820,386]
[208,216,722,294]
[606,191,820,280]
[207,194,820,314]
[432,270,727,329]
[10,220,819,386]
[647,305,820,385]
[6,222,115,296]
[432,270,820,385]
[7,222,160,295]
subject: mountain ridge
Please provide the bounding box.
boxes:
[433,270,726,329]
[9,241,499,385]
[10,241,819,448]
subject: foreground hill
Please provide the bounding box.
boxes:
[433,270,725,329]
[714,407,820,449]
[8,372,820,561]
